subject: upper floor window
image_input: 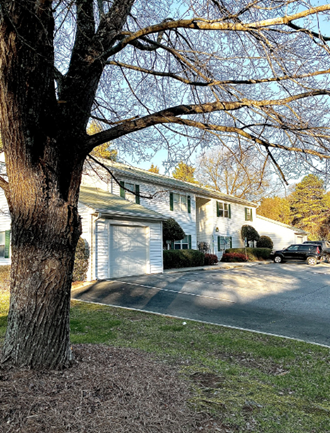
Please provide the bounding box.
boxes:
[170,192,191,213]
[217,202,231,218]
[120,181,140,204]
[245,207,253,221]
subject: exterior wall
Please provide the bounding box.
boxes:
[0,188,11,264]
[95,218,163,280]
[112,176,198,249]
[78,202,94,281]
[204,200,256,258]
[254,216,307,250]
[196,197,213,248]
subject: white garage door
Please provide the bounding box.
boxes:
[110,225,148,278]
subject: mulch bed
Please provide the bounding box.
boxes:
[0,344,225,433]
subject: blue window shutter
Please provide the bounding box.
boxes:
[135,184,140,204]
[120,181,125,198]
[171,241,174,249]
[4,230,10,258]
[170,192,173,211]
[187,195,191,213]
[188,235,192,249]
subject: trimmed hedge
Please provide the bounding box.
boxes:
[163,249,204,269]
[222,252,248,262]
[204,253,218,265]
[225,247,272,261]
[257,235,274,249]
[73,237,90,281]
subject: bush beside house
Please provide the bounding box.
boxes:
[222,252,248,262]
[257,235,274,249]
[163,249,204,269]
[72,238,90,281]
[204,253,218,265]
[224,247,272,261]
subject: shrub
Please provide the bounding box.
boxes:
[163,218,185,247]
[163,249,204,269]
[241,225,260,243]
[204,253,218,265]
[257,236,274,249]
[221,252,248,262]
[225,247,272,261]
[73,237,90,281]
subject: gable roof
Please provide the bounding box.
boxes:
[256,215,308,235]
[79,186,166,221]
[96,159,258,208]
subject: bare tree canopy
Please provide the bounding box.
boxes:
[196,145,277,200]
[1,0,330,368]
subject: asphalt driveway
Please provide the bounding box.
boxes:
[72,262,330,346]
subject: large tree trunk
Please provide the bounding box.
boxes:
[0,140,84,368]
[2,190,81,368]
[0,1,90,368]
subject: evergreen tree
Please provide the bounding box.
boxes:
[257,196,291,225]
[148,163,160,174]
[88,121,117,161]
[172,162,197,183]
[289,175,329,239]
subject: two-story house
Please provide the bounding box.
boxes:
[0,156,307,280]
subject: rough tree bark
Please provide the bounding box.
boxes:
[0,1,85,368]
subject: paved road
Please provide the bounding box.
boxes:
[72,263,330,346]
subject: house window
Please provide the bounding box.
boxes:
[245,208,253,221]
[217,202,231,218]
[0,231,10,258]
[218,235,232,251]
[120,181,140,204]
[173,235,192,250]
[170,193,191,213]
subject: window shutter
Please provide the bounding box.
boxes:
[4,230,10,258]
[171,241,174,249]
[170,192,173,211]
[187,195,191,214]
[216,201,220,217]
[228,204,231,219]
[250,209,253,222]
[135,184,140,204]
[218,236,220,251]
[245,208,248,221]
[229,237,232,248]
[188,235,192,249]
[120,181,125,198]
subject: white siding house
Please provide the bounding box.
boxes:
[254,215,307,249]
[78,186,165,280]
[0,156,308,279]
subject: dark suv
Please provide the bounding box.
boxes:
[271,244,321,265]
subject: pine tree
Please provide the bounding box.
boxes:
[148,163,160,174]
[257,196,291,224]
[88,121,117,161]
[172,162,197,183]
[289,175,329,239]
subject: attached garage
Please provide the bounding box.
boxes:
[78,186,165,280]
[110,225,148,278]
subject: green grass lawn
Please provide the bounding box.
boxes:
[1,295,330,432]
